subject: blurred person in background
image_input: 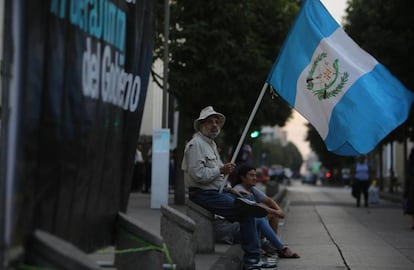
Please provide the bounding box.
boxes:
[404,147,414,229]
[341,167,351,187]
[131,143,145,192]
[352,155,371,207]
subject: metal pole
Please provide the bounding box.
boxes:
[162,0,170,128]
[219,82,269,192]
[389,141,395,192]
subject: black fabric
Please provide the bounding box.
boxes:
[351,182,358,198]
[404,149,414,214]
[5,0,155,252]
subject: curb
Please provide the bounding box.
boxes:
[379,191,403,204]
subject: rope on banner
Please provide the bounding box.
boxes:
[18,265,55,270]
[97,228,175,269]
[18,228,176,270]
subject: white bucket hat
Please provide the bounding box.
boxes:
[193,106,226,131]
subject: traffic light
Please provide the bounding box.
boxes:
[250,130,260,138]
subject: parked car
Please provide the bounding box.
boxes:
[284,168,293,179]
[256,167,269,182]
[269,164,286,182]
[302,171,316,185]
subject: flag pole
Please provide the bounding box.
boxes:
[219,82,269,192]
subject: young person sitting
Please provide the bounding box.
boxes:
[233,164,300,259]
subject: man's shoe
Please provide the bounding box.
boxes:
[243,258,277,270]
[235,197,267,218]
[262,255,278,265]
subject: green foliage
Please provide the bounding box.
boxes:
[153,0,299,151]
[251,139,303,173]
[305,123,355,171]
[344,0,414,143]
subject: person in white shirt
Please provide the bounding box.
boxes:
[131,143,145,192]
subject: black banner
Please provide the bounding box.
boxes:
[3,0,155,253]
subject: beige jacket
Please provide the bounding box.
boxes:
[181,132,224,190]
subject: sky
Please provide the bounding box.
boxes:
[283,0,347,159]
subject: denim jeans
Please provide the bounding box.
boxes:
[256,217,283,250]
[189,190,261,261]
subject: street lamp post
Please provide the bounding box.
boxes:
[162,0,170,129]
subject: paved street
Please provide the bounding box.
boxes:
[91,181,414,270]
[277,180,414,270]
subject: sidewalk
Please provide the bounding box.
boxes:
[123,183,286,270]
[90,182,414,269]
[90,183,285,270]
[276,182,414,270]
[89,191,245,270]
[124,192,234,270]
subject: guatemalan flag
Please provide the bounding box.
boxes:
[267,0,414,156]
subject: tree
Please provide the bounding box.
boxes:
[251,139,303,173]
[154,0,299,149]
[344,0,414,144]
[284,142,303,173]
[306,124,354,171]
[152,0,299,203]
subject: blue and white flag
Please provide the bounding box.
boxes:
[267,0,414,156]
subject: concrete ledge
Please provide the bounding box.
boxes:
[117,212,164,246]
[161,204,196,270]
[115,212,164,270]
[25,230,99,270]
[273,186,287,204]
[162,204,196,232]
[265,181,279,197]
[379,191,403,204]
[186,199,215,253]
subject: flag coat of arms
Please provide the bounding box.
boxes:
[267,0,414,156]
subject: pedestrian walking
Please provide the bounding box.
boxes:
[352,155,371,207]
[404,147,414,229]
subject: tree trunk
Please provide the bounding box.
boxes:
[174,111,193,205]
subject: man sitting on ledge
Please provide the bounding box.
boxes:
[181,106,276,270]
